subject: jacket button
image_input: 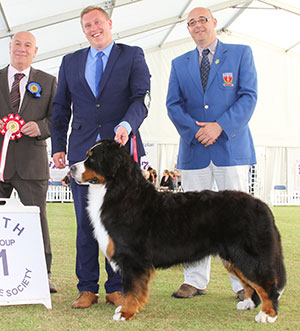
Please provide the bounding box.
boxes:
[204,105,209,109]
[98,124,102,128]
[96,104,100,108]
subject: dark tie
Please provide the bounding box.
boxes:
[95,51,104,96]
[10,73,25,112]
[200,49,210,92]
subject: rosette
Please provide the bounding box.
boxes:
[27,82,42,98]
[0,113,26,181]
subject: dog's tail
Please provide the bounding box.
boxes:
[274,228,287,296]
[276,255,286,297]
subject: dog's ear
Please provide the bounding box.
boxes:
[93,141,122,178]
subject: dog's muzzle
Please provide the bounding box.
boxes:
[70,162,102,185]
[70,162,88,185]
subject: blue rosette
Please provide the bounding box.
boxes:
[27,82,42,98]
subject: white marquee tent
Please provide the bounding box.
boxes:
[1,0,300,203]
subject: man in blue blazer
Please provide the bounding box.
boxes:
[51,6,150,309]
[167,7,257,300]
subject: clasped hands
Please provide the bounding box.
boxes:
[195,121,222,147]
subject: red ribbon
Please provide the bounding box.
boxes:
[132,135,138,163]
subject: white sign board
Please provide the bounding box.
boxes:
[141,141,158,171]
[0,197,51,309]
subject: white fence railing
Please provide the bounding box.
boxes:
[47,185,73,202]
[46,184,300,206]
[271,190,300,206]
[47,185,300,206]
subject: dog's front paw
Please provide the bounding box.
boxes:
[113,305,126,321]
[237,298,255,310]
[255,310,277,324]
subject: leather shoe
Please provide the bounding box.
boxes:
[49,280,57,293]
[237,289,245,301]
[72,291,98,309]
[105,291,125,306]
[172,283,207,298]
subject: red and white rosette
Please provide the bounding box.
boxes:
[0,113,25,181]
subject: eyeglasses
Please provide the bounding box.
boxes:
[187,16,210,27]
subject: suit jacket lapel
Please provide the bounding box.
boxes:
[187,48,202,93]
[78,47,95,99]
[205,41,226,91]
[19,67,35,115]
[0,66,13,112]
[97,43,121,98]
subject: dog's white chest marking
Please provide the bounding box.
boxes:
[87,185,118,272]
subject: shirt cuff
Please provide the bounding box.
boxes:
[114,121,132,135]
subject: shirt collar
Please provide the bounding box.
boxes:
[90,41,114,59]
[8,65,30,80]
[197,39,218,57]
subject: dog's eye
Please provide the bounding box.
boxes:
[88,178,100,184]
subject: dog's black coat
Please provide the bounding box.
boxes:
[80,140,286,320]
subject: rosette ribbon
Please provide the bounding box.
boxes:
[27,82,42,98]
[131,135,138,163]
[0,113,25,181]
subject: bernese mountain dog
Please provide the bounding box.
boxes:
[70,139,286,323]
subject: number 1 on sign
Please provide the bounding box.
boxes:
[0,249,9,276]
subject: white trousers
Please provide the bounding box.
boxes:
[181,162,250,292]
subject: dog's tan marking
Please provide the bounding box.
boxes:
[106,236,115,260]
[253,284,277,317]
[229,262,277,317]
[119,267,156,320]
[82,168,106,184]
[222,260,255,300]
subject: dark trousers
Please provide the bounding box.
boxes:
[70,176,122,294]
[0,174,52,275]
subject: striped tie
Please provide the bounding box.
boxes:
[10,73,25,112]
[200,49,210,92]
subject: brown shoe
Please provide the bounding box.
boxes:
[172,284,207,298]
[72,291,98,309]
[105,291,125,306]
[49,280,57,293]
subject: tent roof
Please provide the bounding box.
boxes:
[0,0,299,75]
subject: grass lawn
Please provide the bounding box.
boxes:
[0,204,299,330]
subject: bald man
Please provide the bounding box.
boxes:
[0,31,57,293]
[167,7,257,299]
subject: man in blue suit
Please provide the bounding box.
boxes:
[166,7,257,300]
[51,6,150,309]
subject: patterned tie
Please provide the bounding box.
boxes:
[200,49,210,92]
[10,73,25,112]
[95,51,104,96]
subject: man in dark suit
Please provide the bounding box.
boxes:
[0,31,57,293]
[51,6,150,309]
[167,7,257,300]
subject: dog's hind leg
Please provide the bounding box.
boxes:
[252,283,279,324]
[222,260,257,310]
[229,263,278,323]
[252,248,287,323]
[113,266,155,321]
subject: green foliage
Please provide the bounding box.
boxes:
[0,204,299,330]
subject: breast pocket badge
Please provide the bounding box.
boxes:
[223,72,234,87]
